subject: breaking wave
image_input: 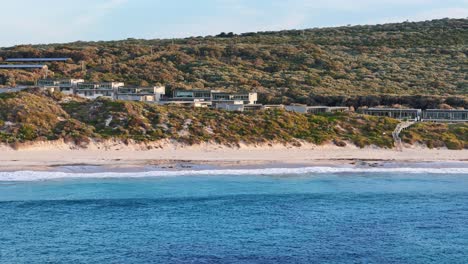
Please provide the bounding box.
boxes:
[1,166,468,182]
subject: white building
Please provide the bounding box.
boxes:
[422,109,468,122]
[172,90,213,101]
[285,104,308,113]
[286,105,349,114]
[170,90,258,106]
[37,79,84,95]
[76,82,125,99]
[116,86,165,102]
[37,79,60,87]
[216,103,245,112]
[307,106,349,114]
[159,99,212,108]
[361,108,421,121]
[211,92,258,106]
[263,105,285,110]
[58,79,85,95]
[216,103,264,112]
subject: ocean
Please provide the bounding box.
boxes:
[1,167,468,263]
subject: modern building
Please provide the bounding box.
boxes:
[0,87,29,93]
[193,101,212,108]
[285,104,308,113]
[422,109,468,122]
[5,58,70,62]
[0,64,47,69]
[160,99,212,108]
[170,89,258,106]
[211,92,258,106]
[263,105,285,110]
[116,86,165,102]
[58,79,85,94]
[360,108,421,121]
[172,90,213,101]
[37,79,61,87]
[307,106,349,114]
[216,103,263,112]
[216,103,245,112]
[76,82,125,99]
[243,104,264,111]
[285,105,349,114]
[37,79,84,95]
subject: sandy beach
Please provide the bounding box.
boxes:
[0,140,467,171]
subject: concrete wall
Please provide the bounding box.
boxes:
[216,103,245,112]
[285,105,308,113]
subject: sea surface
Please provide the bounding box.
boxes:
[0,167,468,263]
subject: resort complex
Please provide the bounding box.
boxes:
[360,108,468,122]
[1,77,465,122]
[163,89,258,107]
[285,105,350,114]
[1,54,466,122]
[360,108,422,121]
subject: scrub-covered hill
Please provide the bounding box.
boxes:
[0,18,466,106]
[0,90,466,149]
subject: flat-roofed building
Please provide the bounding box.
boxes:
[76,82,124,100]
[360,108,421,121]
[116,86,165,102]
[422,109,468,122]
[37,79,61,87]
[263,105,285,110]
[172,90,213,101]
[216,103,245,112]
[0,87,29,93]
[38,79,84,95]
[286,105,350,114]
[307,106,349,114]
[6,58,70,62]
[169,89,257,106]
[285,104,308,113]
[216,103,263,112]
[211,92,258,105]
[41,86,58,93]
[159,99,212,108]
[58,79,85,94]
[193,101,212,108]
[0,64,47,69]
[244,104,264,112]
[36,79,60,93]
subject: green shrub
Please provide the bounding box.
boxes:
[19,124,37,141]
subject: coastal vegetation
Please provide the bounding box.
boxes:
[0,90,466,149]
[401,123,467,150]
[0,19,467,108]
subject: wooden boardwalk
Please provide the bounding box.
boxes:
[392,121,415,152]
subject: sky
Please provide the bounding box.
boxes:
[0,0,467,47]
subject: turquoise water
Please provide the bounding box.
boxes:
[1,172,468,263]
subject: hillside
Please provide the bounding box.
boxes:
[0,90,466,150]
[0,19,467,106]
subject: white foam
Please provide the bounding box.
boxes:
[0,166,468,182]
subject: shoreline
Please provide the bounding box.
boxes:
[1,140,467,172]
[1,160,468,182]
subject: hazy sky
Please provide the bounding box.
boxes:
[0,0,467,47]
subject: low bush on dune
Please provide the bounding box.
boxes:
[401,123,467,150]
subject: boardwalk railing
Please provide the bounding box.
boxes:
[392,122,415,152]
